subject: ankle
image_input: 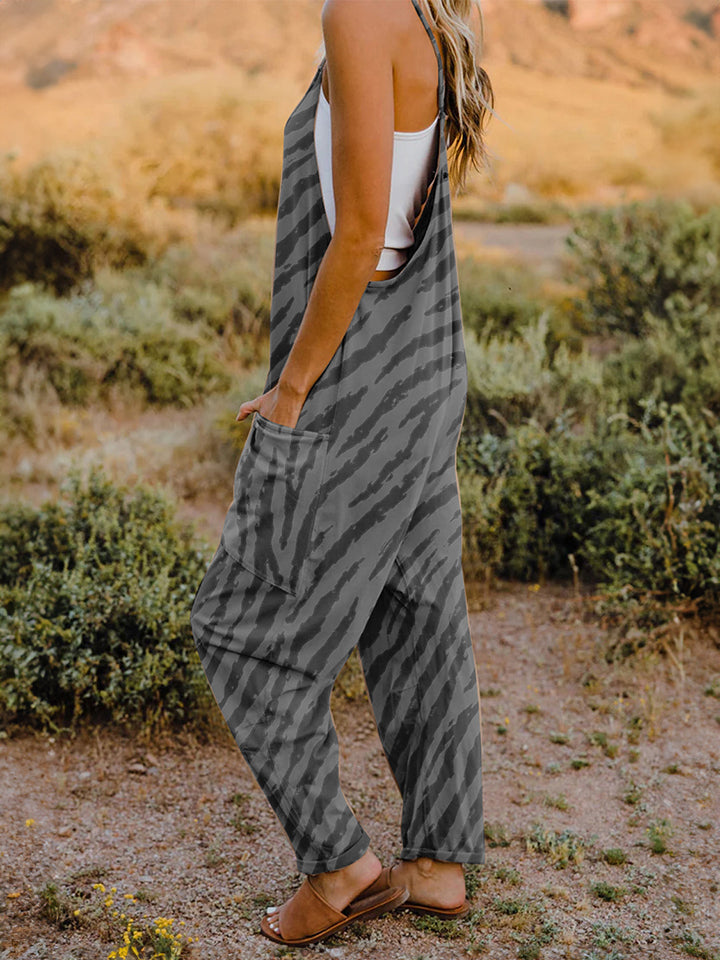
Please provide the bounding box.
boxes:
[412,856,463,879]
[316,848,380,882]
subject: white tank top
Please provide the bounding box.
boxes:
[314,80,439,271]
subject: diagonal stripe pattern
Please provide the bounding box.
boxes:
[190,0,485,875]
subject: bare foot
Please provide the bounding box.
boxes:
[264,848,382,936]
[389,856,466,909]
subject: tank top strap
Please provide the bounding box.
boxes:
[409,0,445,118]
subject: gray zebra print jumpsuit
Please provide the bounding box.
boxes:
[190,0,485,875]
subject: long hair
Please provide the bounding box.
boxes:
[417,0,495,195]
[314,0,496,195]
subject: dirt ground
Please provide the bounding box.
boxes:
[1,581,719,960]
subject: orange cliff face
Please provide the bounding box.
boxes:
[480,0,626,22]
[84,23,166,78]
[0,0,718,94]
[567,0,627,29]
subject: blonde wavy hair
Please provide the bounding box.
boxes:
[315,0,496,195]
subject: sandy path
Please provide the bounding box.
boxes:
[1,582,718,960]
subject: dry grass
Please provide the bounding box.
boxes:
[1,4,720,220]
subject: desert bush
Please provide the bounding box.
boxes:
[110,82,284,227]
[576,400,720,614]
[457,256,550,342]
[0,470,212,732]
[564,197,720,339]
[600,308,720,420]
[459,411,628,583]
[145,229,273,343]
[454,198,571,224]
[0,152,164,296]
[0,221,277,440]
[0,275,234,434]
[458,466,505,586]
[462,311,610,435]
[458,398,720,612]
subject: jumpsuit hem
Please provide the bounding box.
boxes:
[296,829,371,875]
[399,845,486,866]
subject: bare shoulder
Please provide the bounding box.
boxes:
[321,0,398,100]
[321,0,403,44]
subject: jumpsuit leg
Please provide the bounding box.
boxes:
[191,407,485,874]
[191,550,372,874]
[357,457,485,864]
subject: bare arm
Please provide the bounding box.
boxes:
[237,0,396,429]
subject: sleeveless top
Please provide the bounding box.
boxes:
[314,80,439,271]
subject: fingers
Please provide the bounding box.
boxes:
[236,399,257,422]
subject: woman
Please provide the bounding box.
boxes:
[190,0,495,947]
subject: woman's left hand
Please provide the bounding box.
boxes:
[236,384,305,430]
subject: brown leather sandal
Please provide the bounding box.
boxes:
[347,864,472,920]
[259,871,410,946]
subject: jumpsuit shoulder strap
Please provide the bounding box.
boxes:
[409,0,445,117]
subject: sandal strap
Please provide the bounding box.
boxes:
[351,865,392,901]
[278,875,347,941]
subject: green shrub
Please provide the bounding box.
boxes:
[600,309,720,420]
[458,466,505,585]
[457,396,720,616]
[145,235,273,343]
[457,256,548,341]
[564,198,720,339]
[0,470,211,732]
[461,310,615,436]
[0,276,233,426]
[459,411,631,582]
[454,198,571,225]
[577,400,720,613]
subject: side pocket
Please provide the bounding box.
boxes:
[221,412,330,597]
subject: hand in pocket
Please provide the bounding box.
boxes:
[236,383,306,430]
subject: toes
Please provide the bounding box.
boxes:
[266,905,278,914]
